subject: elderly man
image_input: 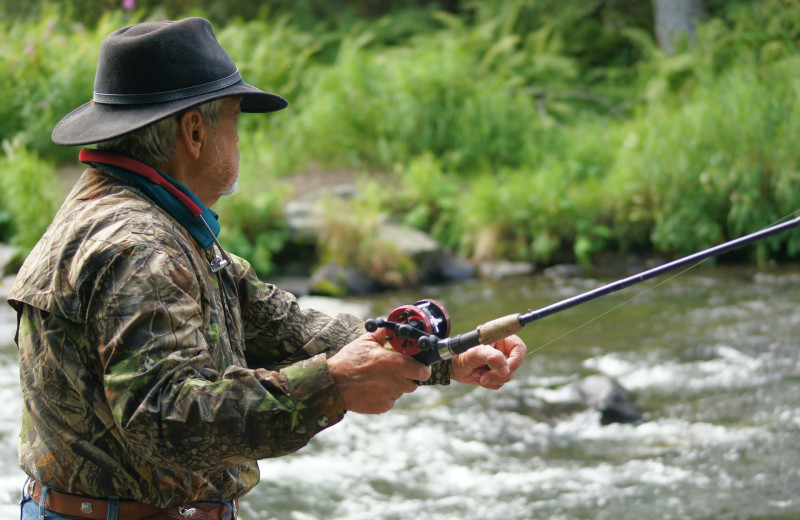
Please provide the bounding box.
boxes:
[9,17,526,520]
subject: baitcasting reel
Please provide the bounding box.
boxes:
[364,299,452,365]
[365,298,519,365]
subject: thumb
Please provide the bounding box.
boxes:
[367,324,389,345]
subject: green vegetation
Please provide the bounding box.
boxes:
[2,0,800,279]
[0,140,61,270]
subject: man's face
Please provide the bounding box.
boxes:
[205,97,241,198]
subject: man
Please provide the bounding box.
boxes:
[9,17,526,520]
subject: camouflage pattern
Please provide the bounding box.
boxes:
[8,167,448,508]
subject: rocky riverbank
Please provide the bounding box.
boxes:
[38,168,538,298]
[279,178,536,296]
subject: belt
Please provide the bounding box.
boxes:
[28,479,237,520]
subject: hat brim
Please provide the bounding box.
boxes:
[52,80,287,146]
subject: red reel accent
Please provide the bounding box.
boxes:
[385,299,451,356]
[385,305,428,356]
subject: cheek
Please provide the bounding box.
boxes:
[229,143,239,174]
[228,127,239,164]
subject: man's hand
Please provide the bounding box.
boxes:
[450,334,527,389]
[327,328,431,414]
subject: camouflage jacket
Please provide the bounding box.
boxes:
[8,167,448,508]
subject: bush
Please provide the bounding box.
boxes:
[215,186,291,278]
[0,139,61,256]
[282,27,545,173]
[609,55,800,259]
[0,8,126,162]
[3,0,800,273]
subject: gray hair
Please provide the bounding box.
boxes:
[96,99,224,166]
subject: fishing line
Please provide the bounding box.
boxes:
[523,208,800,358]
[367,209,800,366]
[523,259,708,358]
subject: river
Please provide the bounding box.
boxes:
[0,264,798,519]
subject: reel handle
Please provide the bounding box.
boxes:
[364,316,442,365]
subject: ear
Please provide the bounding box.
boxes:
[176,109,206,160]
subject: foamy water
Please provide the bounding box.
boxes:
[0,360,24,519]
[1,266,799,519]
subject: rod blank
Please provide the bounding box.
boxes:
[518,214,800,326]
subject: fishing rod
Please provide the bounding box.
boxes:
[365,214,800,366]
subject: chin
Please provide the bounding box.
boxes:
[220,180,239,197]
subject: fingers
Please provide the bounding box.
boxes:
[497,335,527,372]
[328,332,430,414]
[386,350,432,382]
[475,346,512,387]
[450,335,527,389]
[367,325,389,344]
[366,326,431,381]
[481,347,511,378]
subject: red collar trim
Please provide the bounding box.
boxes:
[79,148,203,217]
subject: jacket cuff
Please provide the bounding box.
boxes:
[281,353,346,432]
[420,359,451,385]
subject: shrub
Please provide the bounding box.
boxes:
[314,183,417,288]
[215,186,291,278]
[0,9,130,163]
[281,21,550,173]
[0,139,61,258]
[609,55,800,259]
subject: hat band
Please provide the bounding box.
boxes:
[92,69,242,105]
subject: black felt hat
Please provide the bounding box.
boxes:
[52,17,287,146]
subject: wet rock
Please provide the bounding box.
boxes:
[309,263,379,296]
[284,184,360,244]
[572,374,643,425]
[515,373,643,426]
[437,254,477,283]
[380,223,440,256]
[284,181,479,293]
[381,224,477,285]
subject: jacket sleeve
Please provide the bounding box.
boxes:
[231,254,452,385]
[230,254,366,369]
[86,245,346,472]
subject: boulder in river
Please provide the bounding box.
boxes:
[572,373,643,425]
[515,373,643,426]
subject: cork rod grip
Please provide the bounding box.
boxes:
[476,313,523,344]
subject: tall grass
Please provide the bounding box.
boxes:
[373,118,622,266]
[609,56,800,260]
[0,140,60,265]
[3,0,800,271]
[0,8,130,163]
[282,31,544,172]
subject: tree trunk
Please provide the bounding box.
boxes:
[652,0,707,54]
